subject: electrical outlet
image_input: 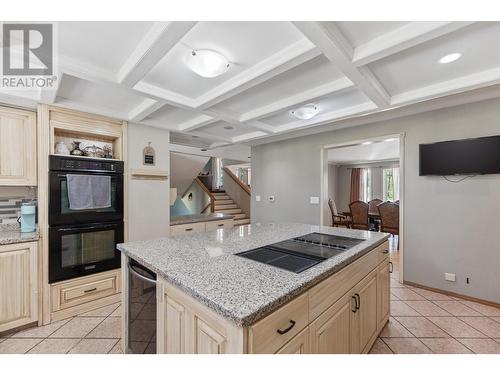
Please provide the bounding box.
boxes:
[310,196,319,204]
[255,195,261,202]
[445,273,456,282]
[268,195,275,203]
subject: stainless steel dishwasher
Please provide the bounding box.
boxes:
[127,259,157,354]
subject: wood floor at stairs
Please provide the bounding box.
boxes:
[211,191,250,226]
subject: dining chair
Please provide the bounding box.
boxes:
[368,198,382,231]
[328,198,351,228]
[377,201,400,249]
[348,200,369,230]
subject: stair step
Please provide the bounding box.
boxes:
[214,199,234,205]
[214,195,230,199]
[234,218,250,226]
[215,208,242,214]
[232,213,246,219]
[215,204,237,210]
[212,192,227,196]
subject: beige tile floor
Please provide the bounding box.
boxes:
[1,237,499,354]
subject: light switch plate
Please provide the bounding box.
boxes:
[445,273,456,282]
[255,195,261,202]
[310,196,320,204]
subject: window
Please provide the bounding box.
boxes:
[360,168,372,202]
[383,167,400,202]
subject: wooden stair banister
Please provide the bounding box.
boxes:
[195,177,216,212]
[223,167,251,195]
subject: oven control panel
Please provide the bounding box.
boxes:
[49,155,124,174]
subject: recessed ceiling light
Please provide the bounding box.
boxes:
[223,125,234,130]
[291,104,319,120]
[361,141,373,145]
[439,53,462,64]
[186,49,230,78]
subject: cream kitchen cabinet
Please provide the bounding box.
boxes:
[0,106,37,186]
[153,241,390,354]
[0,241,38,332]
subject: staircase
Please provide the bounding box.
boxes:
[211,190,250,226]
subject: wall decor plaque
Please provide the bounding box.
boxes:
[143,142,155,165]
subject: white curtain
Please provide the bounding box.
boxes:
[393,167,400,201]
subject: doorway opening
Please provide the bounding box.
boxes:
[321,133,405,282]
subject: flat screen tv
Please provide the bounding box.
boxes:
[419,135,500,176]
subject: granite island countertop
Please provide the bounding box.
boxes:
[117,222,389,326]
[0,223,39,245]
[170,212,234,226]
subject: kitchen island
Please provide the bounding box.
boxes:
[118,222,390,354]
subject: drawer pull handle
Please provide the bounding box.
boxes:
[382,249,389,254]
[351,295,357,312]
[277,320,296,335]
[355,293,360,311]
[389,261,394,274]
[185,228,193,231]
[84,287,97,293]
[218,223,224,227]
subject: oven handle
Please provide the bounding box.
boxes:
[128,262,157,284]
[57,224,117,231]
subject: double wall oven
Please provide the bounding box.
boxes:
[49,155,124,283]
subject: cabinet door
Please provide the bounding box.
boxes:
[351,269,378,353]
[0,242,38,332]
[0,106,36,185]
[193,316,228,354]
[377,259,390,331]
[276,327,310,354]
[309,293,353,354]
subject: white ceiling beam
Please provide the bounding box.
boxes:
[231,131,269,144]
[195,38,322,109]
[133,81,196,109]
[128,98,167,122]
[293,22,390,108]
[177,115,217,132]
[39,69,63,104]
[201,108,276,134]
[239,77,354,122]
[391,65,500,106]
[352,22,475,66]
[118,21,197,87]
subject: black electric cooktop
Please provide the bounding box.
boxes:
[236,233,365,273]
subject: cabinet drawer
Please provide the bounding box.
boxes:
[249,293,309,354]
[170,222,206,236]
[309,247,379,320]
[205,219,234,232]
[51,270,120,312]
[377,241,389,264]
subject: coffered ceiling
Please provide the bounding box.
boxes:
[2,21,500,149]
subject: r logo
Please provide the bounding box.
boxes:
[2,23,53,76]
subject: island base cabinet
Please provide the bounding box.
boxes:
[377,258,390,331]
[157,280,245,354]
[0,242,38,333]
[309,293,353,354]
[276,327,310,354]
[155,242,390,354]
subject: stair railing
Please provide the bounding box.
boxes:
[194,177,216,213]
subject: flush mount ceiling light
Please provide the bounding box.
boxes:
[186,49,230,78]
[291,104,319,120]
[439,53,462,64]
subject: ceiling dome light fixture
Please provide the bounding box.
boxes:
[186,49,230,78]
[439,53,462,64]
[291,104,319,120]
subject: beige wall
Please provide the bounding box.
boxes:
[252,97,500,303]
[127,123,170,241]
